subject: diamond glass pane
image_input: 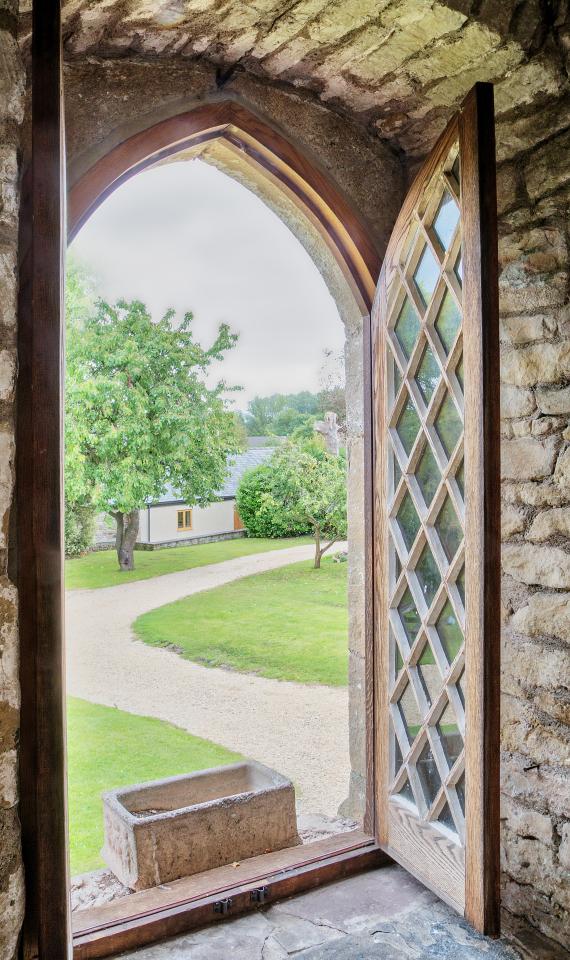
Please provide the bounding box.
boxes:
[396,398,421,457]
[438,801,456,832]
[437,599,463,664]
[452,155,460,184]
[396,492,420,551]
[456,460,465,499]
[435,394,462,458]
[398,682,422,745]
[435,496,463,562]
[416,739,441,807]
[397,774,415,806]
[416,443,441,506]
[456,355,464,391]
[394,298,420,360]
[456,772,465,815]
[437,699,463,769]
[415,344,440,405]
[398,587,421,644]
[457,669,465,708]
[391,448,402,493]
[457,565,466,606]
[415,543,441,607]
[413,245,439,307]
[433,191,459,251]
[455,250,463,285]
[417,641,441,708]
[435,289,461,354]
[393,724,403,774]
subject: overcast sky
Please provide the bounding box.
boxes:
[70,159,344,409]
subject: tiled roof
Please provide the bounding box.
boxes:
[151,447,274,505]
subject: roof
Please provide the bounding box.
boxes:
[151,447,274,506]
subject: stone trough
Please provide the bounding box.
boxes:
[101,761,300,890]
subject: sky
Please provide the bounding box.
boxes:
[70,159,344,409]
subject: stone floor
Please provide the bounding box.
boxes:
[115,865,567,959]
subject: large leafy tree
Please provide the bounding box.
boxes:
[236,440,347,568]
[66,277,240,571]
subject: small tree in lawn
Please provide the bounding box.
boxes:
[66,295,241,571]
[236,440,347,568]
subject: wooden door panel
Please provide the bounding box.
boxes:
[372,83,500,935]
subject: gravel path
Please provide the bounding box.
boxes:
[66,544,350,816]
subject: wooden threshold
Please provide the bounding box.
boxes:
[73,830,389,958]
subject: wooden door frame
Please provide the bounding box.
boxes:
[372,83,500,936]
[18,32,385,959]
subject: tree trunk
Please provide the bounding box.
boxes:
[113,509,139,571]
[314,525,322,569]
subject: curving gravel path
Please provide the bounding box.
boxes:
[65,544,349,816]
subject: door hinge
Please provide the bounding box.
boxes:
[251,885,270,904]
[213,897,233,915]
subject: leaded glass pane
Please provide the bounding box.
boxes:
[435,394,462,458]
[413,245,439,307]
[437,699,463,769]
[415,344,440,405]
[416,443,440,506]
[455,250,463,285]
[397,774,415,806]
[396,398,421,457]
[456,460,465,499]
[398,682,422,745]
[398,587,421,643]
[456,355,464,391]
[456,772,465,815]
[394,298,420,359]
[396,492,420,551]
[435,496,463,562]
[436,599,463,664]
[416,739,441,806]
[457,565,466,606]
[433,191,459,251]
[457,669,465,708]
[417,641,440,708]
[438,801,456,832]
[435,289,461,354]
[415,543,441,607]
[391,448,402,492]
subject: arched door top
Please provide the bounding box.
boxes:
[68,100,380,311]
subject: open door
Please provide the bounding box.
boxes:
[372,83,500,935]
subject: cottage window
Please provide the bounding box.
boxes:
[177,509,192,530]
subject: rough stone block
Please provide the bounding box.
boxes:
[525,126,570,200]
[502,480,568,508]
[0,865,24,960]
[501,503,527,538]
[527,507,570,541]
[511,591,570,640]
[536,385,570,415]
[501,436,558,481]
[0,348,15,402]
[502,796,552,845]
[501,340,570,386]
[501,384,536,418]
[502,542,570,588]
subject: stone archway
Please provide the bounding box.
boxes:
[67,98,384,825]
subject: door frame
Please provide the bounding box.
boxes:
[17,13,385,959]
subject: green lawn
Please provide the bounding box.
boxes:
[134,557,348,687]
[65,536,312,590]
[67,697,241,876]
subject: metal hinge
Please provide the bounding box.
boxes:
[250,885,270,904]
[213,897,233,915]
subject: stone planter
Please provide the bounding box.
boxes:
[101,761,300,890]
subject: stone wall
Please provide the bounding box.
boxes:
[0,3,24,959]
[497,110,570,948]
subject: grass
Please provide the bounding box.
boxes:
[67,697,241,876]
[134,557,348,687]
[65,536,313,590]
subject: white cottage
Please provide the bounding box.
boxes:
[135,446,274,548]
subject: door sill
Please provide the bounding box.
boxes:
[73,830,389,958]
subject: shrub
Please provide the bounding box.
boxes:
[236,465,310,538]
[65,500,97,557]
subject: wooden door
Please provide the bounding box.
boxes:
[372,83,500,935]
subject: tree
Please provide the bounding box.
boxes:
[236,440,347,568]
[66,289,241,572]
[243,391,321,436]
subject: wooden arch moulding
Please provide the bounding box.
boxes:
[68,100,380,313]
